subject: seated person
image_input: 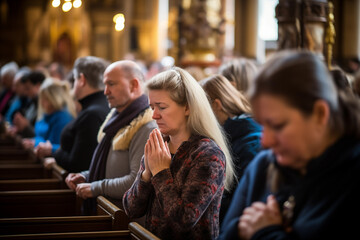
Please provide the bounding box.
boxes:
[11,71,46,138]
[200,74,262,225]
[65,60,157,215]
[22,78,76,153]
[123,67,234,239]
[37,56,110,173]
[5,67,31,124]
[219,50,360,240]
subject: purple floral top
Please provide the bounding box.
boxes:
[123,135,226,240]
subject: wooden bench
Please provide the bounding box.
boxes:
[0,164,68,190]
[0,230,131,240]
[0,196,130,235]
[97,195,130,230]
[0,149,32,160]
[128,222,160,240]
[0,189,82,218]
[0,164,49,179]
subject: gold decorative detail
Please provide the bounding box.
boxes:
[325,2,336,69]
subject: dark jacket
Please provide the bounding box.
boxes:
[219,136,360,240]
[53,91,109,173]
[123,135,226,240]
[220,114,262,224]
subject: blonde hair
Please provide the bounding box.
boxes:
[38,78,77,119]
[200,74,252,116]
[146,67,236,191]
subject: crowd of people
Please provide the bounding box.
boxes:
[1,50,360,239]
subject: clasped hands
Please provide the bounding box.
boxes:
[65,173,93,199]
[142,128,171,182]
[238,195,283,239]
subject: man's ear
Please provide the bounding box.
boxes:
[312,100,330,127]
[130,78,140,93]
[79,73,86,87]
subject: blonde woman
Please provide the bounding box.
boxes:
[23,78,76,153]
[123,67,235,239]
[200,74,262,225]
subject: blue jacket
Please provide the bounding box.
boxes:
[219,136,360,240]
[220,114,262,224]
[34,109,74,152]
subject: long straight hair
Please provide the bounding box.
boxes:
[146,67,236,191]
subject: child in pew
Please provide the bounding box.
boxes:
[22,78,76,153]
[123,67,235,240]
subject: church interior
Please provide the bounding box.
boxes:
[1,0,359,77]
[1,0,360,239]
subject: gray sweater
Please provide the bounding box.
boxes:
[82,120,157,208]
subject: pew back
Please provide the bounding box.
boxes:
[128,222,160,240]
[0,230,131,240]
[0,189,81,218]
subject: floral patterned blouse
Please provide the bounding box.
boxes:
[123,134,226,240]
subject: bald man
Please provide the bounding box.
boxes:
[65,60,157,214]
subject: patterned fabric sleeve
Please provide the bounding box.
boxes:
[122,156,153,219]
[151,139,225,232]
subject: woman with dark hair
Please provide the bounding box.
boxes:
[219,50,360,240]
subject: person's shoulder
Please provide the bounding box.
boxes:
[246,149,273,171]
[192,136,224,156]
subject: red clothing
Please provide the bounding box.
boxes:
[123,135,225,240]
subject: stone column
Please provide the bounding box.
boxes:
[342,0,360,59]
[234,0,259,59]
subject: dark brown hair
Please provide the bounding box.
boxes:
[249,50,360,139]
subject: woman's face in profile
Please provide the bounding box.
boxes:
[40,95,54,114]
[252,94,322,171]
[149,89,189,136]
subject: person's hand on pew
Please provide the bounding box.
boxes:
[13,112,29,132]
[65,173,86,191]
[22,138,35,149]
[75,183,93,199]
[43,157,56,169]
[35,140,53,158]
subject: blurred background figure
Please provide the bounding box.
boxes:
[11,71,46,138]
[218,57,258,97]
[0,61,18,117]
[22,78,76,153]
[4,66,31,124]
[40,56,110,173]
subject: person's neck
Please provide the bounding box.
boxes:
[168,128,191,154]
[79,88,100,101]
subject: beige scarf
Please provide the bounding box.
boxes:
[97,107,154,151]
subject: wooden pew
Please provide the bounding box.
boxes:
[97,195,130,230]
[0,145,38,164]
[0,149,31,160]
[0,189,82,218]
[0,164,68,190]
[0,164,48,179]
[128,222,160,240]
[0,230,131,240]
[0,196,129,235]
